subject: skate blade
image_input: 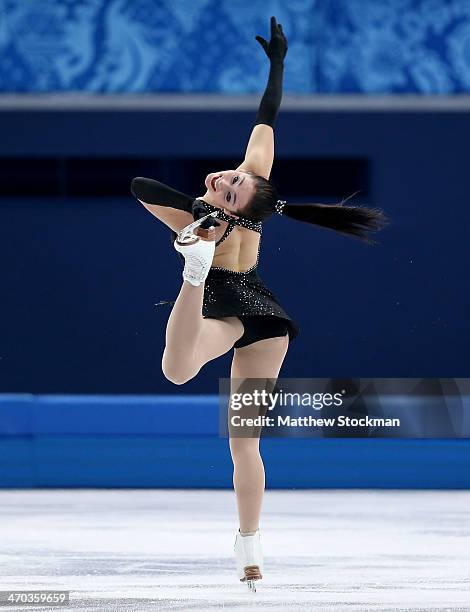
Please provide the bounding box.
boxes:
[247,579,257,593]
[240,565,262,592]
[177,212,219,244]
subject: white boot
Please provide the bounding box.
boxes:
[174,212,218,287]
[234,529,263,591]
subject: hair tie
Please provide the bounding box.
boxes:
[275,200,286,215]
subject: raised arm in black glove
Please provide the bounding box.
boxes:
[254,16,288,128]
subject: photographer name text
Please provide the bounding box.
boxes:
[230,415,400,428]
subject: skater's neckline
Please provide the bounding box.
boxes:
[197,199,263,234]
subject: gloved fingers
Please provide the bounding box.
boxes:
[193,200,221,227]
[200,218,218,230]
[278,23,287,48]
[199,213,220,229]
[270,15,277,36]
[255,35,268,54]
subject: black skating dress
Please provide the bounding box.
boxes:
[195,200,299,348]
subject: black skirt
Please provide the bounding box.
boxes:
[167,227,299,347]
[203,264,299,346]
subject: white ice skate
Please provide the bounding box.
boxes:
[174,211,219,287]
[234,529,263,592]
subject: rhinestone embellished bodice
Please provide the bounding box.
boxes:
[196,199,262,247]
[199,201,298,339]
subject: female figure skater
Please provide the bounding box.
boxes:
[131,17,387,592]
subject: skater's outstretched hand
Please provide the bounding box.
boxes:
[255,16,288,62]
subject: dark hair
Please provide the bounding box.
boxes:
[243,173,390,245]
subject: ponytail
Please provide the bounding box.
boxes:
[279,192,390,245]
[246,175,389,244]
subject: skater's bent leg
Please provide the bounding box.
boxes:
[229,334,289,532]
[162,281,243,384]
[163,281,204,375]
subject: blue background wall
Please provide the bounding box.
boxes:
[2,394,469,488]
[1,0,470,93]
[1,107,469,393]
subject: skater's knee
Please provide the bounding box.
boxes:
[162,362,193,385]
[163,370,191,385]
[161,352,198,385]
[229,437,261,459]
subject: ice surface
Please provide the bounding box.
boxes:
[0,489,469,611]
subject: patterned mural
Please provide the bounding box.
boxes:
[1,0,470,93]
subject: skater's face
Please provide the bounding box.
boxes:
[204,170,256,215]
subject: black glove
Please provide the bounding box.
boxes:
[192,199,221,229]
[254,17,287,128]
[255,16,288,62]
[131,177,220,228]
[131,176,193,212]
